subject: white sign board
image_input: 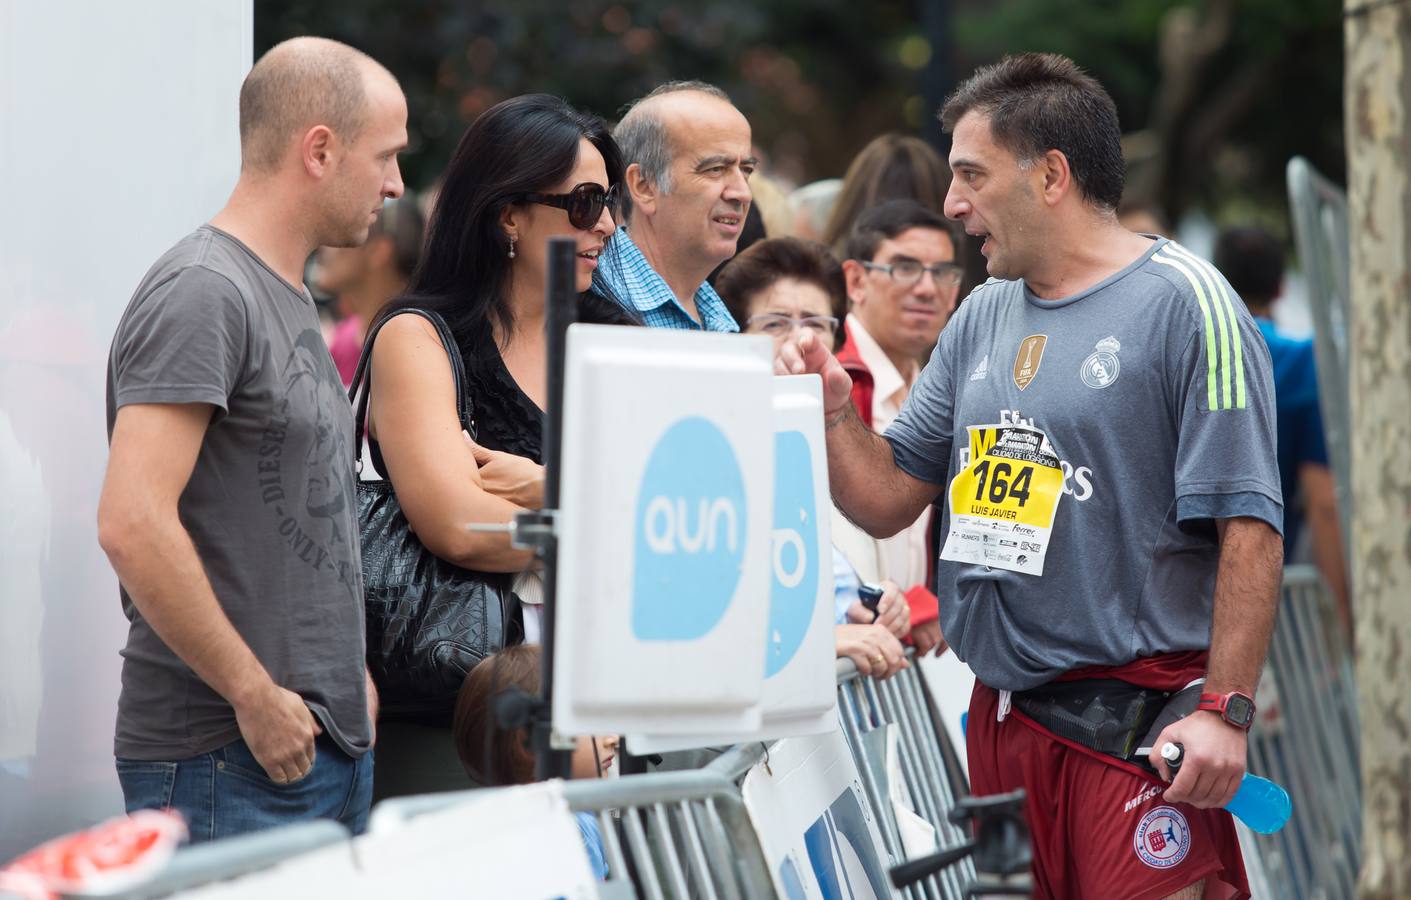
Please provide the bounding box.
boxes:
[357,782,596,899]
[178,842,364,899]
[742,729,898,900]
[553,325,774,736]
[184,782,596,898]
[629,375,838,752]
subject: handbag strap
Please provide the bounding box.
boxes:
[347,308,477,470]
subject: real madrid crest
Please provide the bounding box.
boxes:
[1013,334,1047,390]
[1081,335,1121,389]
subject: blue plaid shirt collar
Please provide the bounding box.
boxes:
[592,228,739,333]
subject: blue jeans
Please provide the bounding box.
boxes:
[116,734,373,843]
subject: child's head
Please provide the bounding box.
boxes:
[452,644,618,785]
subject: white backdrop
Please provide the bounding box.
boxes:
[0,0,251,860]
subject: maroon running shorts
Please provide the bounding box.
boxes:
[967,681,1250,900]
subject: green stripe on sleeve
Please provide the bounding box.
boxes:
[1173,244,1247,409]
[1152,250,1222,410]
[1179,246,1234,410]
[1165,244,1235,408]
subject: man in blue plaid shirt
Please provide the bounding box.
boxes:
[592,81,754,332]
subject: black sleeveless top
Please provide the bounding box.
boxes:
[368,293,638,474]
[459,330,545,462]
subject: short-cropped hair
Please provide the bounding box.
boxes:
[940,53,1124,212]
[238,37,379,172]
[715,238,848,351]
[845,199,956,265]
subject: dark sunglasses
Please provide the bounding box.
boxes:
[513,182,619,230]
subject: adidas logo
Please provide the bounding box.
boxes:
[969,354,990,381]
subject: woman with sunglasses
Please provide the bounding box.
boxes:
[360,94,634,797]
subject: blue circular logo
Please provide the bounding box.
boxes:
[632,417,747,641]
[765,431,819,676]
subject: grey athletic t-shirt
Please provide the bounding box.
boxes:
[884,237,1283,692]
[107,225,369,760]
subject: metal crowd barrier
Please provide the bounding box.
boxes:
[1286,156,1352,551]
[835,657,980,900]
[1242,564,1360,899]
[570,772,774,900]
[48,658,968,900]
[95,819,353,899]
[72,773,770,899]
[45,602,1356,900]
[371,770,776,900]
[708,653,987,899]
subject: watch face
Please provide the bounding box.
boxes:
[1226,694,1255,726]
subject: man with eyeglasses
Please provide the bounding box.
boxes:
[592,81,754,332]
[832,199,965,658]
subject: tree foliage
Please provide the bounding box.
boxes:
[952,0,1344,224]
[256,0,933,190]
[256,0,1343,226]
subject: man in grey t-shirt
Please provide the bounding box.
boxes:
[781,54,1281,898]
[99,37,406,841]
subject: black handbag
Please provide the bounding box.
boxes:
[347,308,516,722]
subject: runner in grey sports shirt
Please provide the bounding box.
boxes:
[885,237,1282,693]
[779,53,1282,899]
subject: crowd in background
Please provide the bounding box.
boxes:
[309,91,1347,647]
[96,34,1347,896]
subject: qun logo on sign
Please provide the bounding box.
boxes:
[632,417,747,640]
[765,431,818,676]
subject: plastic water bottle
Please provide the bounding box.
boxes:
[1224,773,1293,834]
[1161,742,1291,834]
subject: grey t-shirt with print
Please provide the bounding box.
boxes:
[107,225,369,760]
[884,237,1283,692]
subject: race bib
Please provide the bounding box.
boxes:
[940,423,1063,576]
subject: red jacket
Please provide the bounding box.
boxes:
[835,321,877,431]
[836,321,939,630]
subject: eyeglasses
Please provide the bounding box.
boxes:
[512,182,619,230]
[744,313,840,339]
[862,259,964,287]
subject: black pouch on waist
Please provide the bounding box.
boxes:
[1132,680,1206,767]
[1012,678,1169,760]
